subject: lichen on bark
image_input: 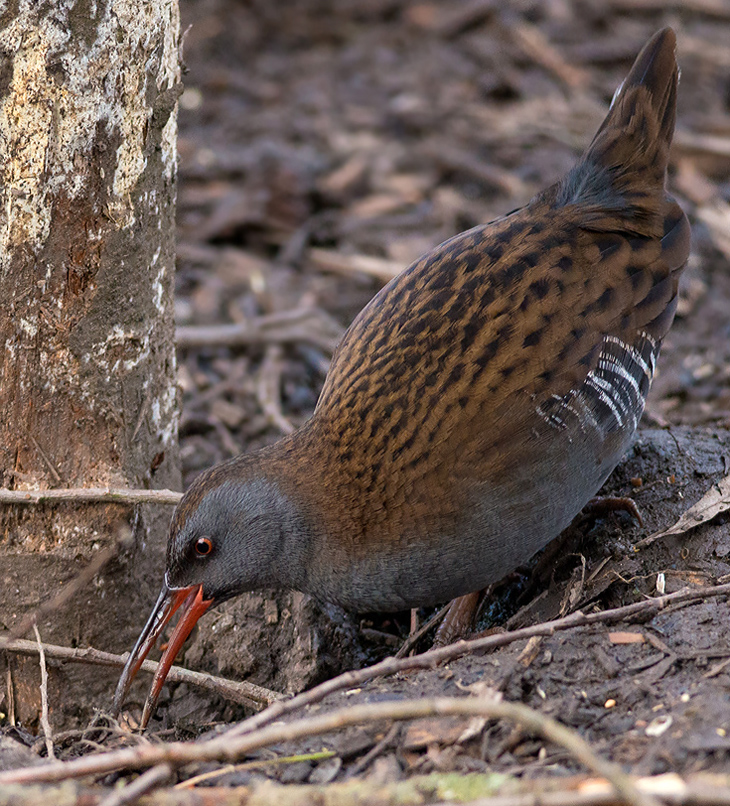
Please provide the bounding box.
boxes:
[0,0,182,727]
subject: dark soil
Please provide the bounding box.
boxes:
[15,0,730,792]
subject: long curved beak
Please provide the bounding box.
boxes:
[112,579,213,728]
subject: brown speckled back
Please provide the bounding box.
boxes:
[287,29,690,607]
[170,29,689,612]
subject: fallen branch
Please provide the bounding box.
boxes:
[98,764,172,806]
[0,696,660,806]
[174,750,336,789]
[257,344,295,434]
[307,247,403,282]
[0,488,182,505]
[0,637,280,711]
[1,773,730,806]
[176,307,343,353]
[226,582,730,740]
[510,21,591,89]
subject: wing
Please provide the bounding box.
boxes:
[309,28,689,536]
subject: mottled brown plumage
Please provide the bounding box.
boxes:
[114,28,690,726]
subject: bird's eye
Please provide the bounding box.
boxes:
[194,537,213,557]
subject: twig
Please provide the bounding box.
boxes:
[175,750,336,789]
[257,344,295,434]
[695,202,730,263]
[608,0,730,20]
[2,773,730,805]
[32,625,55,760]
[226,582,730,740]
[0,695,659,806]
[8,527,130,640]
[209,414,242,458]
[5,664,14,726]
[176,308,343,353]
[704,655,730,679]
[308,247,403,282]
[98,763,172,806]
[427,144,526,196]
[433,0,500,38]
[30,724,134,755]
[0,488,182,505]
[509,21,591,89]
[395,603,450,658]
[447,783,693,806]
[674,130,730,158]
[0,637,280,711]
[346,723,399,778]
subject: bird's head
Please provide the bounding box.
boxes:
[112,464,310,726]
[166,476,297,600]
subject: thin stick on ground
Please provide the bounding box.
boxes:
[2,582,727,796]
[509,21,591,89]
[98,763,172,806]
[28,433,62,484]
[395,602,450,658]
[32,624,55,760]
[432,782,721,806]
[0,695,661,806]
[0,637,280,710]
[5,665,14,726]
[257,344,295,434]
[346,723,400,778]
[225,582,730,740]
[1,773,730,805]
[0,488,182,505]
[176,313,343,353]
[174,750,336,789]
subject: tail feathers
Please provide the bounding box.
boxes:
[554,28,680,236]
[593,26,678,165]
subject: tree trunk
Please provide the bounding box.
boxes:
[0,2,181,727]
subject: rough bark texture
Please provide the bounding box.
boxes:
[0,1,181,727]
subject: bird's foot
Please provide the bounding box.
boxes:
[433,591,482,647]
[584,495,643,526]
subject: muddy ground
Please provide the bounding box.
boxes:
[11,0,730,794]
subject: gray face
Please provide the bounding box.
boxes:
[166,478,296,602]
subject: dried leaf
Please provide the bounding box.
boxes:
[636,473,730,548]
[402,717,467,749]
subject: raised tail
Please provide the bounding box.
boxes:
[593,27,678,172]
[554,28,680,236]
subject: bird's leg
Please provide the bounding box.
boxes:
[433,590,482,647]
[584,496,643,526]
